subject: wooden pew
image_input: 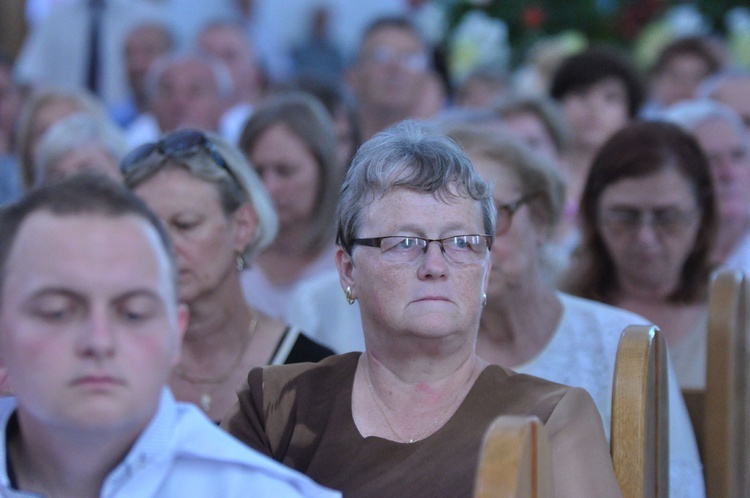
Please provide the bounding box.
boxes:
[610,325,669,498]
[700,269,747,497]
[474,415,553,498]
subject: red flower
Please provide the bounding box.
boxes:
[522,6,546,30]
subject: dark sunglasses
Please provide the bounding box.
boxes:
[120,129,240,186]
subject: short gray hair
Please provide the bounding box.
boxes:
[697,69,750,99]
[35,112,128,187]
[16,86,109,189]
[493,93,571,154]
[337,120,495,254]
[144,51,233,102]
[123,131,277,263]
[443,123,565,237]
[659,98,747,144]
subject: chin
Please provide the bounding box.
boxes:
[410,315,464,336]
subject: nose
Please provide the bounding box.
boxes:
[417,240,448,279]
[77,311,116,359]
[633,215,660,245]
[261,171,285,198]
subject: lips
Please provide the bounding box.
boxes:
[415,296,450,302]
[71,375,125,388]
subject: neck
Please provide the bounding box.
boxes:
[616,277,676,302]
[478,279,561,367]
[265,220,317,257]
[255,223,332,287]
[613,294,704,347]
[9,413,140,498]
[364,348,482,404]
[362,318,481,386]
[183,274,253,354]
[134,90,149,113]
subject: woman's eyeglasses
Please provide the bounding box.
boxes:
[120,129,239,186]
[351,234,493,264]
[598,206,700,236]
[495,193,540,236]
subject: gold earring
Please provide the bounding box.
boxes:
[236,253,246,272]
[481,292,487,308]
[345,286,356,305]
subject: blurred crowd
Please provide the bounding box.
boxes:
[0,2,747,495]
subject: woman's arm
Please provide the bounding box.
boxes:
[545,387,623,498]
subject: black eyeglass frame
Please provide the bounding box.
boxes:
[351,234,494,258]
[120,129,240,187]
[494,192,541,236]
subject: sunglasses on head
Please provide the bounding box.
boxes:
[120,129,240,186]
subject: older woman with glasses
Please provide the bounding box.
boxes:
[563,120,717,393]
[445,123,705,498]
[224,121,621,497]
[122,129,333,423]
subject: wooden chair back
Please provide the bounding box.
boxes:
[702,269,748,497]
[474,415,553,498]
[610,325,669,498]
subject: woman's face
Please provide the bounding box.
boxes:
[337,187,491,342]
[561,77,630,151]
[133,167,254,303]
[691,117,750,223]
[597,167,702,296]
[246,123,320,229]
[652,53,712,107]
[471,155,546,297]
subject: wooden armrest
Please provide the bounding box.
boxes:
[610,325,669,498]
[474,415,552,498]
[704,269,747,497]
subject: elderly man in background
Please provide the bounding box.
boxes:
[662,99,750,271]
[699,70,750,132]
[346,16,435,141]
[197,20,265,145]
[110,21,175,128]
[125,52,232,147]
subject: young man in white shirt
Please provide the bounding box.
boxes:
[0,174,338,497]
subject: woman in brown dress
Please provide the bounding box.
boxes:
[224,121,622,497]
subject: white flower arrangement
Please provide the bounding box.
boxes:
[448,9,510,84]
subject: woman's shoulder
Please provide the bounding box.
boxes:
[258,352,360,394]
[475,364,581,419]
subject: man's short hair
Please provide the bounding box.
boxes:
[0,174,176,299]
